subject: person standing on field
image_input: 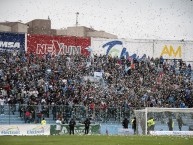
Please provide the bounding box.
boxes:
[69,118,76,135]
[132,117,137,134]
[84,118,91,134]
[177,116,184,131]
[147,117,155,134]
[122,118,129,129]
[167,118,174,131]
[56,118,62,135]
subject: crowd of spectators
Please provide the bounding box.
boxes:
[0,50,193,123]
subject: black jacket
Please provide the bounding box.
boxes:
[69,119,76,127]
[84,119,91,128]
[122,118,129,129]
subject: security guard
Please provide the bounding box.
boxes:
[69,118,76,135]
[41,118,46,125]
[84,118,91,134]
[122,118,129,129]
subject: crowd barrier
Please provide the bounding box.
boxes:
[0,125,50,136]
[1,124,193,136]
[0,104,133,124]
[0,124,100,136]
[50,124,100,135]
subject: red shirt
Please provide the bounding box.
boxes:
[25,111,30,117]
[90,103,95,110]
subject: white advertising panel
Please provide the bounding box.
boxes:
[182,42,193,62]
[91,38,193,62]
[118,128,134,135]
[154,41,193,61]
[150,131,193,136]
[154,40,184,60]
[0,125,50,136]
[91,38,153,59]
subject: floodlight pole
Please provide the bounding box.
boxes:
[76,12,79,27]
[75,12,79,48]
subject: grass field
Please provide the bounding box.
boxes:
[0,135,193,145]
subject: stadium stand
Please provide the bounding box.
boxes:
[0,50,193,125]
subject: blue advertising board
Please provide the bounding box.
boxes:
[0,32,25,52]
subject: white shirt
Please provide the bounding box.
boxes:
[0,98,5,105]
[56,120,62,130]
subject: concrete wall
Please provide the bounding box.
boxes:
[27,19,53,35]
[28,19,51,29]
[17,23,28,33]
[87,31,117,39]
[0,25,11,32]
[11,23,28,33]
[0,22,28,33]
[28,27,55,35]
[0,19,118,39]
[65,26,117,38]
[56,29,67,36]
[67,26,86,37]
[11,24,18,32]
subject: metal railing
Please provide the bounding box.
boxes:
[0,104,134,124]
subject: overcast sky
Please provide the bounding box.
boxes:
[0,0,193,40]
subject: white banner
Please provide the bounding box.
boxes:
[94,71,103,78]
[118,128,134,135]
[154,41,184,60]
[91,38,193,62]
[150,131,193,136]
[0,125,50,136]
[91,38,153,59]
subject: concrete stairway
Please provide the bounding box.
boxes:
[0,104,56,125]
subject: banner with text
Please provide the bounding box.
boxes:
[91,38,193,62]
[150,131,193,136]
[0,32,26,52]
[27,34,90,57]
[0,125,50,136]
[118,128,134,135]
[91,38,153,60]
[50,124,100,135]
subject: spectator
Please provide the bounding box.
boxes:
[37,111,42,123]
[0,51,192,125]
[56,118,62,135]
[0,95,5,115]
[25,110,31,123]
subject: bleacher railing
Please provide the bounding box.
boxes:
[0,104,134,124]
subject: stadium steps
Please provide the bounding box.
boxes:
[0,104,57,124]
